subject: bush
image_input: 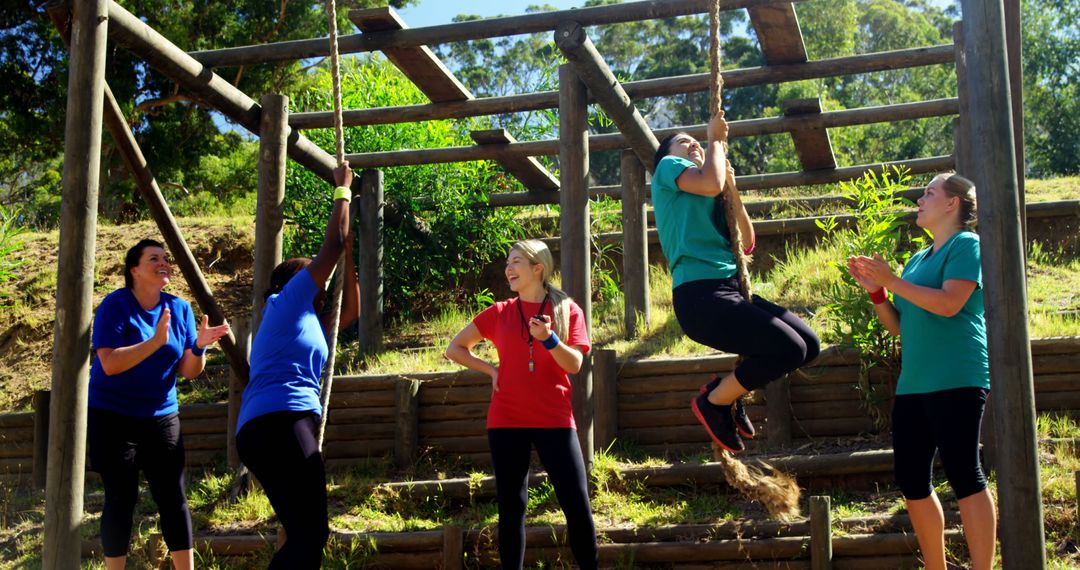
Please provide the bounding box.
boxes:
[285,56,522,319]
[817,166,924,428]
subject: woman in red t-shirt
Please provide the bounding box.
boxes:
[446,239,598,570]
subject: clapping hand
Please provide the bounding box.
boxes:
[194,315,231,353]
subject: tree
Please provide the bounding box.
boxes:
[1022,0,1080,176]
[0,0,416,224]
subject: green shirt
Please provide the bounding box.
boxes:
[651,155,736,287]
[894,231,989,395]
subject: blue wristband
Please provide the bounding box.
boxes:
[541,331,560,350]
[190,344,206,357]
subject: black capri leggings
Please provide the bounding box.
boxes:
[892,387,989,501]
[237,410,329,570]
[87,408,192,557]
[673,277,821,391]
[488,428,598,570]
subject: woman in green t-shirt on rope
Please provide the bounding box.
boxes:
[847,173,995,570]
[652,112,821,453]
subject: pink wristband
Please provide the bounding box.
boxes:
[869,288,887,304]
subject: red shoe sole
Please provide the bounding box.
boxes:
[691,397,743,453]
[699,384,756,440]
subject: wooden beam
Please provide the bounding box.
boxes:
[959,1,1043,567]
[809,495,832,570]
[747,3,808,64]
[1004,0,1025,242]
[556,21,658,172]
[357,170,384,354]
[350,7,472,103]
[105,0,341,188]
[559,63,593,466]
[620,150,649,337]
[190,0,808,67]
[783,98,837,170]
[44,0,107,566]
[253,93,288,335]
[289,45,955,130]
[341,98,957,169]
[470,129,559,192]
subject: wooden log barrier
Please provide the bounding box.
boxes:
[395,379,420,470]
[766,375,793,447]
[592,349,619,451]
[442,525,464,570]
[33,390,50,489]
[810,495,832,570]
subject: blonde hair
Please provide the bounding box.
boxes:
[510,239,571,339]
[932,172,978,230]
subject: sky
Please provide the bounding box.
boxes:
[395,0,958,29]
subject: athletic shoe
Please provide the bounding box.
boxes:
[732,398,756,439]
[691,392,745,452]
[699,376,755,439]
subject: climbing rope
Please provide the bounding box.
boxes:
[709,0,752,302]
[707,0,799,520]
[317,0,349,451]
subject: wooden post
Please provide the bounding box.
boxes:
[959,1,1044,568]
[442,525,464,570]
[1003,0,1025,244]
[226,320,251,470]
[44,0,107,566]
[253,94,289,333]
[32,390,50,490]
[394,379,420,470]
[766,376,792,448]
[556,21,658,172]
[357,169,384,354]
[953,23,974,178]
[592,349,618,452]
[810,495,832,570]
[560,63,594,467]
[620,150,649,338]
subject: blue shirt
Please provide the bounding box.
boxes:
[238,268,328,431]
[89,288,198,417]
[895,231,990,394]
[651,155,737,287]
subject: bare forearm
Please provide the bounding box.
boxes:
[887,277,962,317]
[873,299,901,337]
[446,345,497,377]
[98,340,163,376]
[702,141,727,191]
[178,351,205,380]
[547,343,583,374]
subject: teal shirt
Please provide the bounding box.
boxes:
[895,231,989,395]
[651,155,736,287]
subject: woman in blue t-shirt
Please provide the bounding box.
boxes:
[652,112,820,453]
[89,239,231,569]
[847,173,995,570]
[236,163,360,569]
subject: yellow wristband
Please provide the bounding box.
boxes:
[333,186,351,201]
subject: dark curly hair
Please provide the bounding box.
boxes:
[264,258,313,300]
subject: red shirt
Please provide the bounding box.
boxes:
[473,297,591,429]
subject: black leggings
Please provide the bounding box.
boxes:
[892,387,989,500]
[236,411,329,569]
[672,277,821,390]
[87,408,192,557]
[488,428,598,570]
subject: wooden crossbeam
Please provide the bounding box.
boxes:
[747,4,839,171]
[782,98,836,170]
[350,7,472,103]
[470,129,559,192]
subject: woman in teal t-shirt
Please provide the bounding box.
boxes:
[652,112,820,453]
[847,173,995,570]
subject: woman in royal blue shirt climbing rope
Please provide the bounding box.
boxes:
[236,162,360,569]
[847,172,996,570]
[89,239,230,570]
[652,111,821,453]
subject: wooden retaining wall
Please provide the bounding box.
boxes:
[3,338,1078,482]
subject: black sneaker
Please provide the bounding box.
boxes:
[692,392,745,453]
[700,376,755,439]
[732,398,756,439]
